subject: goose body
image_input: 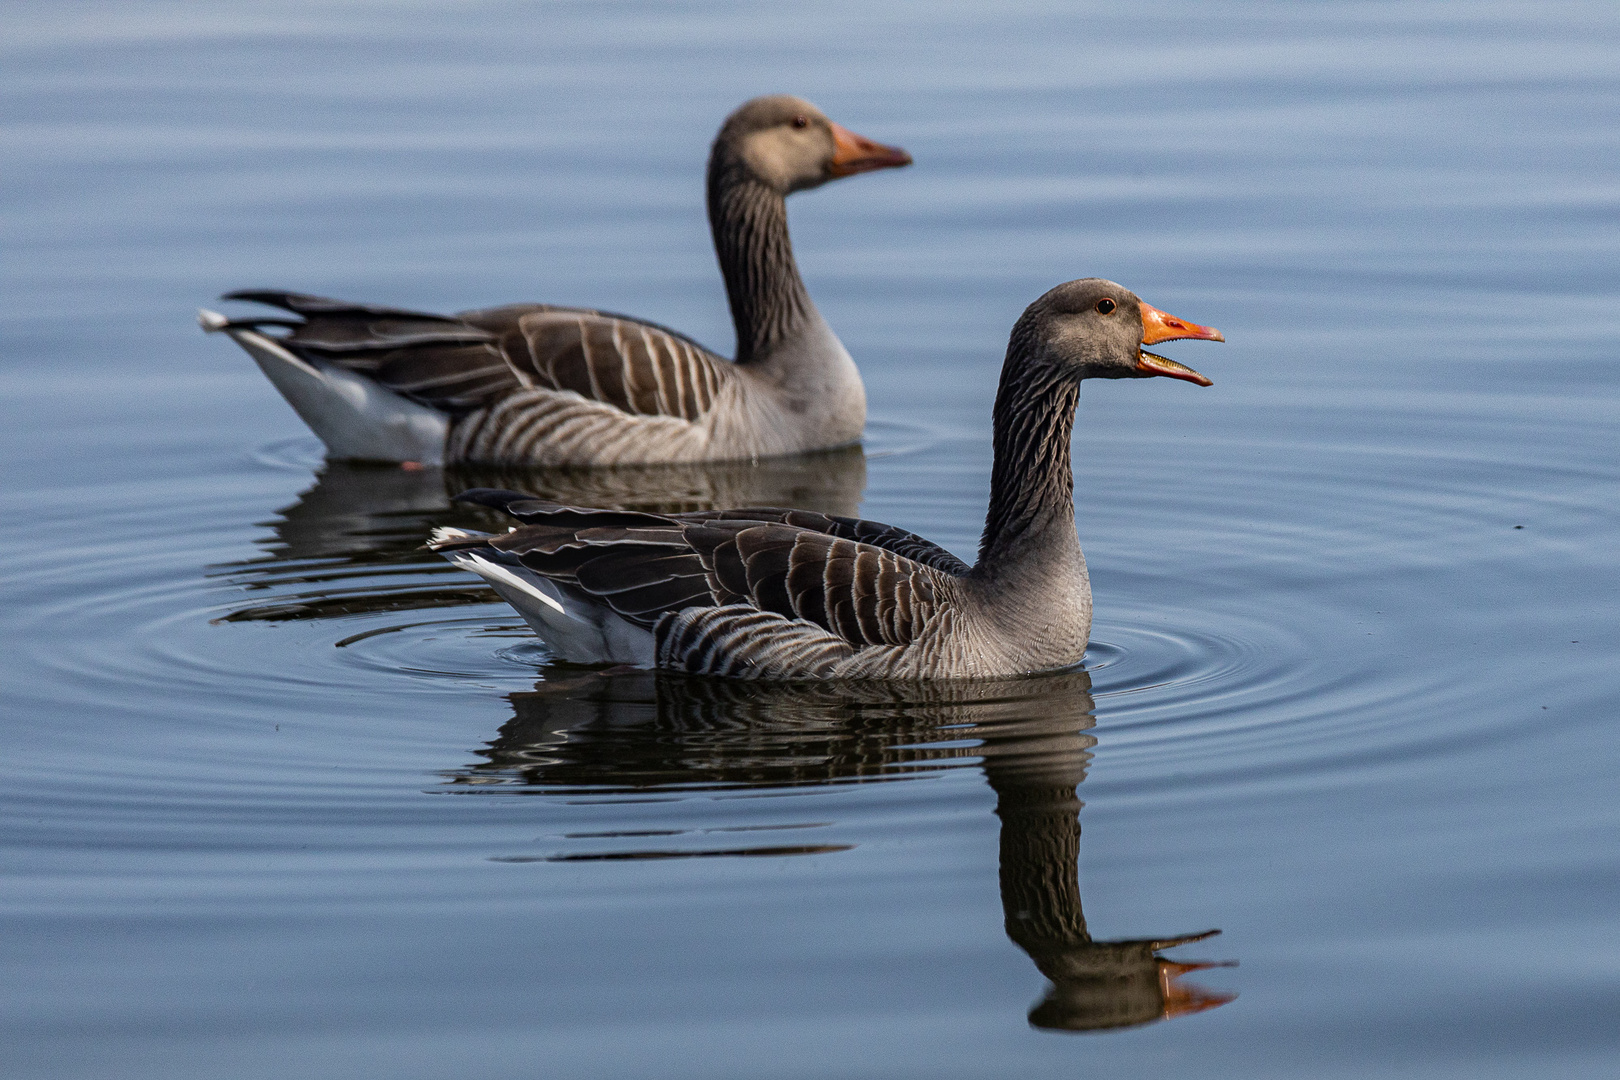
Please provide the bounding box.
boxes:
[432,279,1222,679]
[200,96,910,466]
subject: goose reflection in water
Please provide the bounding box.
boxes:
[448,668,1235,1032]
[212,447,865,622]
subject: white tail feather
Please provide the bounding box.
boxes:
[457,553,566,614]
[439,547,655,666]
[197,308,230,333]
[207,322,448,464]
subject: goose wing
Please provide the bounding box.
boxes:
[444,492,961,649]
[703,508,972,576]
[219,292,735,421]
[467,492,970,577]
[464,306,734,423]
[219,290,517,413]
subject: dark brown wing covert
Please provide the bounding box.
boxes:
[219,293,734,421]
[490,308,732,422]
[680,521,943,648]
[452,491,953,648]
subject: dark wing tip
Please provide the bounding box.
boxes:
[220,289,333,308]
[219,290,461,323]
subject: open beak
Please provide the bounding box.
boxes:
[1137,301,1222,386]
[828,121,912,177]
[1158,959,1239,1020]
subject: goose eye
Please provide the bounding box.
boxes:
[1095,298,1116,314]
[791,115,809,129]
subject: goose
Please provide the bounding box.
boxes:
[197,95,911,467]
[429,279,1222,679]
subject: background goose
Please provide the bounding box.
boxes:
[430,279,1222,679]
[198,95,911,466]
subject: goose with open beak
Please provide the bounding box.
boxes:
[429,279,1222,679]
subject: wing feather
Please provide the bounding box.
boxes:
[513,309,732,422]
[220,294,734,424]
[786,537,831,630]
[439,489,961,656]
[738,528,798,618]
[707,508,970,576]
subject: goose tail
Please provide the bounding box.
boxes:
[428,527,656,666]
[198,306,449,464]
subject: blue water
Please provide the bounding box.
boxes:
[5,2,1620,1076]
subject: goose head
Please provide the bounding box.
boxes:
[1015,278,1222,386]
[714,95,912,194]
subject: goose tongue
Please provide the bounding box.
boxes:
[1136,301,1222,385]
[827,122,913,176]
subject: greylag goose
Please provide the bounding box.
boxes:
[429,279,1222,678]
[197,95,911,466]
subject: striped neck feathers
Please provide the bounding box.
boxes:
[993,774,1089,948]
[707,156,814,363]
[975,342,1082,574]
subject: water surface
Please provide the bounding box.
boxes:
[4,2,1620,1077]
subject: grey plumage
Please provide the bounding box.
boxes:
[432,279,1222,679]
[202,95,910,466]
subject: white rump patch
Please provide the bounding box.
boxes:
[208,322,448,464]
[435,545,655,666]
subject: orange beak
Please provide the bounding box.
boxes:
[828,121,913,178]
[1159,958,1239,1019]
[1136,301,1222,386]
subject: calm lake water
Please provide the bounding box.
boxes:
[5,2,1619,1076]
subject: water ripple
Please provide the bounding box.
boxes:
[7,407,1572,808]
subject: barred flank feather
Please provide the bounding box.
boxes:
[446,389,707,466]
[654,606,854,677]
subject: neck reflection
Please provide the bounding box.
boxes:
[984,734,1233,1031]
[451,667,1235,1032]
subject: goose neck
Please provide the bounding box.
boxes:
[993,775,1090,948]
[706,159,814,363]
[974,356,1082,575]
